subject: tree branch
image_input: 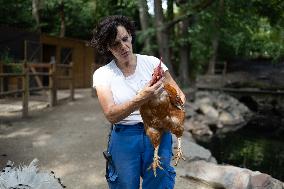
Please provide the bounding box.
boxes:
[163,0,215,30]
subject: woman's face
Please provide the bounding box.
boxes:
[108,25,133,62]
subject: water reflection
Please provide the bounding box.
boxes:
[198,124,284,181]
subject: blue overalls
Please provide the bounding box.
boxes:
[105,122,176,189]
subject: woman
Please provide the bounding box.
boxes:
[91,15,185,189]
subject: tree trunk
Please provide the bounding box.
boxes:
[178,18,190,87]
[154,0,175,77]
[207,37,218,74]
[32,0,43,33]
[167,0,175,74]
[59,0,65,38]
[138,0,151,54]
[207,0,224,75]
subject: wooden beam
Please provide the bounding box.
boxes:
[0,63,3,93]
[22,62,29,118]
[69,62,74,101]
[28,63,51,68]
[30,66,43,88]
[49,63,57,106]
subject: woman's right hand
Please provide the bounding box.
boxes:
[136,79,164,102]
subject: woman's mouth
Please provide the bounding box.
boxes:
[121,51,129,57]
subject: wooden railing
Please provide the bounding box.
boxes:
[0,62,74,118]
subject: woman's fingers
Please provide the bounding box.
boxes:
[154,84,164,95]
[151,79,163,89]
[138,78,164,100]
[151,80,164,95]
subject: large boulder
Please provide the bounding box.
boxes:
[178,160,283,189]
[184,91,253,139]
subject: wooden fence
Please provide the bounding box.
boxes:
[0,62,74,118]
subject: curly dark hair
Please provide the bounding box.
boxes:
[90,15,136,59]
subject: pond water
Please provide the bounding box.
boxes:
[198,121,284,181]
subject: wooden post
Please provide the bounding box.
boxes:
[49,63,57,106]
[22,62,29,118]
[0,63,3,93]
[69,62,74,101]
[221,61,227,87]
[24,40,28,61]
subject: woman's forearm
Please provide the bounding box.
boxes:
[104,93,147,124]
[102,81,163,124]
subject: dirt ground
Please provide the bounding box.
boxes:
[0,89,191,189]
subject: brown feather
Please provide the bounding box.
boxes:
[140,82,185,147]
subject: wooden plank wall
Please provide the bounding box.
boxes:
[40,34,95,89]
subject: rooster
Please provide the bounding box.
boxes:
[0,159,65,189]
[140,58,185,176]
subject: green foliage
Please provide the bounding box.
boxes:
[252,0,284,26]
[40,0,140,39]
[0,0,35,29]
[0,50,22,73]
[246,18,284,62]
[189,13,214,74]
[0,50,14,64]
[0,0,283,70]
[92,0,139,25]
[228,140,265,167]
[136,27,157,54]
[41,0,96,39]
[185,0,284,76]
[10,64,23,74]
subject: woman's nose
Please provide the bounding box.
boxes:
[120,42,128,50]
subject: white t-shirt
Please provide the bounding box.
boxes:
[93,54,168,125]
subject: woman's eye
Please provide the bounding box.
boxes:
[122,37,129,42]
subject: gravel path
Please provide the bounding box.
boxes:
[0,89,191,189]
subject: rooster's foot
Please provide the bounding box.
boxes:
[173,147,185,166]
[148,155,163,177]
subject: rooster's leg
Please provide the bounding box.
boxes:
[173,137,185,166]
[148,145,163,177]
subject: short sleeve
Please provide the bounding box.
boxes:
[92,67,111,88]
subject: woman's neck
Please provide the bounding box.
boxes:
[116,54,137,77]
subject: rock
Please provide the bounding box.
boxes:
[200,104,219,121]
[188,119,213,137]
[249,173,272,188]
[180,175,226,189]
[173,136,216,163]
[181,131,195,142]
[219,111,234,125]
[248,173,284,189]
[184,119,194,131]
[185,91,253,138]
[179,160,284,189]
[218,111,245,126]
[184,102,196,118]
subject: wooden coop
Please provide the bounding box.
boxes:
[40,34,95,89]
[0,27,96,90]
[0,28,97,117]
